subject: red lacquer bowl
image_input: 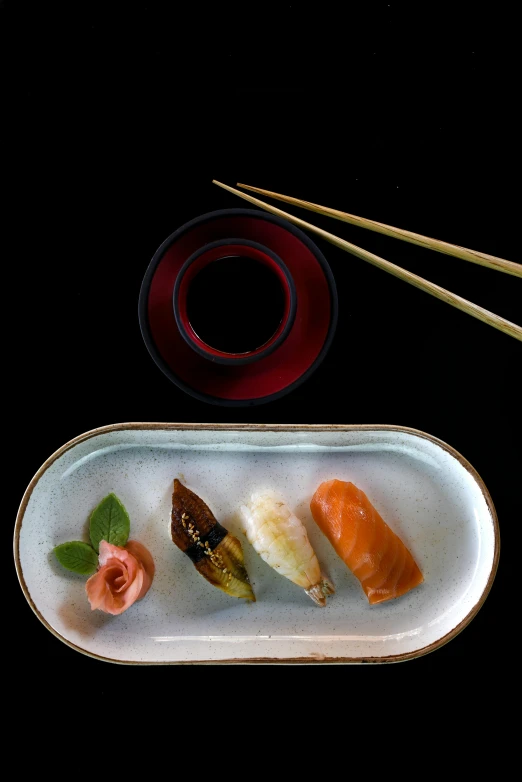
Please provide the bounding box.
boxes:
[138,208,338,406]
[173,238,297,366]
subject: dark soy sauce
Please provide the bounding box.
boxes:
[187,255,286,354]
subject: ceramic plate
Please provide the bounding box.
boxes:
[14,424,499,664]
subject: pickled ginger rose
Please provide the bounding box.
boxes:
[86,539,155,615]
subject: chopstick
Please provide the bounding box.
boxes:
[212,180,522,342]
[236,183,522,279]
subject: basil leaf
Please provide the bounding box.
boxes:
[54,541,98,575]
[89,493,130,552]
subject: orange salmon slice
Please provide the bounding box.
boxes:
[310,479,423,605]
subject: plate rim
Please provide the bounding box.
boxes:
[14,422,500,665]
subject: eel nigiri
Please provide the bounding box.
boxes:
[171,479,255,601]
[239,491,335,606]
[310,479,423,605]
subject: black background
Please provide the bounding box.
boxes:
[4,2,521,693]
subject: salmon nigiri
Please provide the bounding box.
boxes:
[310,479,423,605]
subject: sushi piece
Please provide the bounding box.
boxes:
[310,479,423,605]
[239,491,335,606]
[171,479,255,601]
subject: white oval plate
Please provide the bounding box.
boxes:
[14,424,499,664]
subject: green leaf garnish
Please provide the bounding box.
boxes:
[54,541,99,575]
[89,492,130,552]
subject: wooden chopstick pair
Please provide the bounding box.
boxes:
[212,180,522,342]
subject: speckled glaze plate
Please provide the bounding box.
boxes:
[14,424,499,664]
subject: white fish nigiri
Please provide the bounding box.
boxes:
[239,491,335,606]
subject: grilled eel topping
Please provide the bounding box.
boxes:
[170,478,255,601]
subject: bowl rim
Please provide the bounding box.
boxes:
[138,207,339,406]
[172,237,298,366]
